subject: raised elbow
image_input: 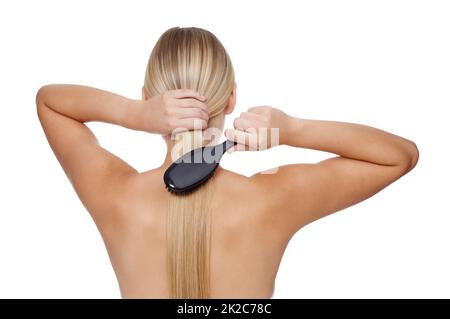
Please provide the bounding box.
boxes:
[404,141,419,173]
[35,85,50,106]
[410,141,419,170]
[35,85,54,121]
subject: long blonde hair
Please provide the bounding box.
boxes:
[143,27,235,298]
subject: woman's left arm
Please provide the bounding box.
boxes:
[36,84,208,218]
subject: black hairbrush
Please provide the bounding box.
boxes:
[163,139,236,194]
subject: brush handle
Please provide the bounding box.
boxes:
[210,140,237,157]
[223,139,237,153]
[209,140,237,158]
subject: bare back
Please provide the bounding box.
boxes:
[101,167,288,298]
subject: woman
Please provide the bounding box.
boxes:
[36,27,419,299]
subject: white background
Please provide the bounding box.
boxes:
[0,0,449,298]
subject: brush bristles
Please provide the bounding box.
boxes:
[164,171,215,195]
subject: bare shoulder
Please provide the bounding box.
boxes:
[212,168,282,233]
[90,169,166,230]
[212,167,261,209]
[119,169,168,212]
[212,168,252,196]
[248,156,415,237]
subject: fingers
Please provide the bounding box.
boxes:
[177,118,208,131]
[176,107,209,121]
[233,111,266,131]
[233,118,253,131]
[240,111,261,121]
[169,95,210,127]
[169,89,206,101]
[225,128,258,151]
[156,89,210,134]
[178,98,209,112]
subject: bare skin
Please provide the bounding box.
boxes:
[36,84,419,298]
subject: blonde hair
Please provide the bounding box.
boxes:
[143,27,235,298]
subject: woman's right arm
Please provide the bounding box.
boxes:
[225,107,419,234]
